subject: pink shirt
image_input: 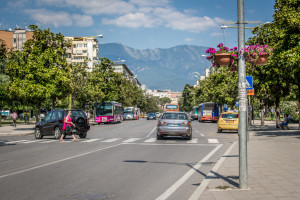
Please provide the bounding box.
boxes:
[62,115,72,131]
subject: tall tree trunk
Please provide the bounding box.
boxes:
[275,97,280,128]
[260,99,265,127]
[51,99,55,110]
[36,101,41,123]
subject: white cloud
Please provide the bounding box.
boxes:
[65,0,136,15]
[153,7,218,32]
[129,0,169,7]
[103,12,161,28]
[24,9,72,28]
[24,0,225,32]
[24,9,94,28]
[184,38,194,43]
[72,14,94,27]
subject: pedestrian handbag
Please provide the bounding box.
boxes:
[65,125,72,135]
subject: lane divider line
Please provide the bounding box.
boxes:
[0,143,123,180]
[155,144,223,200]
[188,141,237,200]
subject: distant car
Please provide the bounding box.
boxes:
[217,112,239,133]
[147,112,156,120]
[157,112,192,140]
[155,112,161,118]
[35,109,90,139]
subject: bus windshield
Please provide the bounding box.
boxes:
[95,103,113,116]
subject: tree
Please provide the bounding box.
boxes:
[247,0,300,128]
[0,39,10,126]
[7,25,72,122]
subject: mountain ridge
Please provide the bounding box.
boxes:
[100,43,211,91]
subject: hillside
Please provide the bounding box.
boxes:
[100,43,211,91]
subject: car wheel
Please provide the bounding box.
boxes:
[157,133,163,140]
[54,127,62,139]
[79,132,87,138]
[35,128,43,139]
[218,129,222,133]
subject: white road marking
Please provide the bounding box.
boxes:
[146,126,157,138]
[81,138,102,143]
[208,139,219,143]
[200,134,205,137]
[5,140,29,144]
[187,138,198,144]
[0,143,123,179]
[22,140,40,144]
[144,138,156,143]
[188,141,237,200]
[155,144,223,200]
[39,140,57,143]
[102,138,121,143]
[122,138,142,143]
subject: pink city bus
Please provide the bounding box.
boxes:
[94,101,123,124]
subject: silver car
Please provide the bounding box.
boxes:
[157,112,192,140]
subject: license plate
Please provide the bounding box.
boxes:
[168,124,179,127]
[227,120,234,123]
[102,117,107,122]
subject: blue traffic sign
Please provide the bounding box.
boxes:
[236,101,239,107]
[246,76,253,90]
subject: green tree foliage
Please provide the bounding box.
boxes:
[0,39,10,126]
[6,25,72,122]
[247,0,300,128]
[179,84,195,112]
[194,68,238,110]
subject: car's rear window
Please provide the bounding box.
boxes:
[221,114,239,119]
[162,113,187,120]
[71,110,86,117]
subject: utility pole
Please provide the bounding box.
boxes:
[238,0,248,189]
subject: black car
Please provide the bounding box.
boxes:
[35,109,90,139]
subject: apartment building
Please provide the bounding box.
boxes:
[0,29,33,50]
[112,63,141,87]
[146,89,182,103]
[65,37,99,70]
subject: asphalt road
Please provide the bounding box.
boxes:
[0,118,237,200]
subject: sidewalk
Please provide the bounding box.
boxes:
[0,123,36,136]
[197,120,300,200]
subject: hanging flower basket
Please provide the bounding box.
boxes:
[215,53,231,66]
[254,54,269,65]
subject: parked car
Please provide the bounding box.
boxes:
[217,112,239,133]
[147,112,156,120]
[157,112,192,140]
[35,109,90,139]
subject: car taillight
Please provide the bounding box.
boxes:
[158,121,166,125]
[87,118,89,124]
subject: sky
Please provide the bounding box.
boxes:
[0,0,276,50]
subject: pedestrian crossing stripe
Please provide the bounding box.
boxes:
[1,137,220,145]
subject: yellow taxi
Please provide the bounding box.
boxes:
[217,112,239,133]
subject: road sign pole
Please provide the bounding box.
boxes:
[238,0,248,189]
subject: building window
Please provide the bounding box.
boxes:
[13,38,16,43]
[84,44,87,48]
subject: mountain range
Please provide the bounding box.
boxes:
[100,43,211,92]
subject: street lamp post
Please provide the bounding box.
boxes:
[238,0,248,189]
